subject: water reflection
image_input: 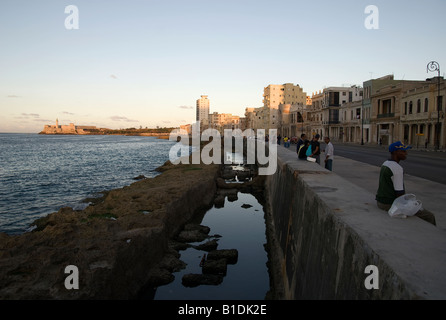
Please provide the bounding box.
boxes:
[154,192,269,300]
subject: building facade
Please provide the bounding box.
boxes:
[400,76,445,149]
[196,95,210,127]
[261,83,307,131]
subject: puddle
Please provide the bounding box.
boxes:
[153,192,269,300]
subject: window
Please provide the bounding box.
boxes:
[382,99,392,114]
[424,98,429,112]
[417,99,421,113]
[405,102,408,115]
[409,101,413,114]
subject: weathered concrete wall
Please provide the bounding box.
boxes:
[265,147,446,299]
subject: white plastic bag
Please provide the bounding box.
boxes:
[388,194,422,219]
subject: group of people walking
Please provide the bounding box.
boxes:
[294,133,334,171]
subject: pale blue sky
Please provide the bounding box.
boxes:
[1,0,445,132]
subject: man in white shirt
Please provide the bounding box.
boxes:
[376,141,436,226]
[323,136,334,171]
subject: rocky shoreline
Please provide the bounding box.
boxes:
[0,155,267,299]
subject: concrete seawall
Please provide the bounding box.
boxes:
[265,146,446,299]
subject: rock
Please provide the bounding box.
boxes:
[183,224,210,234]
[0,160,222,299]
[159,252,187,273]
[236,171,251,181]
[193,239,219,252]
[177,224,211,243]
[168,240,190,251]
[177,230,208,243]
[146,268,175,287]
[241,204,252,209]
[202,259,227,275]
[182,273,223,287]
[207,249,238,264]
[214,195,225,208]
[227,193,238,202]
[133,175,146,180]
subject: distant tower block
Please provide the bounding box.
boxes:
[56,118,59,128]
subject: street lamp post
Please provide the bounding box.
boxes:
[427,61,441,151]
[361,96,364,145]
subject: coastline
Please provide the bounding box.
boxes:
[0,159,220,299]
[38,132,171,139]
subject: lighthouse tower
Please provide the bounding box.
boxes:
[56,118,59,128]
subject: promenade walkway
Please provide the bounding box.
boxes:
[279,144,446,231]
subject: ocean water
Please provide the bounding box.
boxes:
[0,133,176,235]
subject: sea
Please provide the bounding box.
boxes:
[0,133,177,235]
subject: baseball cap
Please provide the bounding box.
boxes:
[389,141,412,153]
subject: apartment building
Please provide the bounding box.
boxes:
[261,83,307,131]
[208,112,242,134]
[321,86,363,141]
[196,95,210,127]
[307,90,324,138]
[400,76,445,149]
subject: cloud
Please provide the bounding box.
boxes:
[110,115,138,122]
[14,113,52,123]
[178,105,193,109]
[20,113,40,118]
[7,95,20,98]
[110,74,118,79]
[63,111,75,115]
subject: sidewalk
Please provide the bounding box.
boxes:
[279,145,446,231]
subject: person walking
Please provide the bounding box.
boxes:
[323,136,334,171]
[284,136,289,148]
[309,134,321,164]
[375,141,436,226]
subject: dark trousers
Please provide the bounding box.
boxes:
[325,159,333,171]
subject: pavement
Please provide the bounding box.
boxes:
[279,144,446,232]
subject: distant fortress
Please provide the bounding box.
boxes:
[40,119,103,135]
[39,119,172,138]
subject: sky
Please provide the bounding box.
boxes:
[0,0,445,133]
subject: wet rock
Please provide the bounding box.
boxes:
[202,259,227,275]
[133,175,146,180]
[241,204,252,209]
[227,193,238,202]
[236,171,251,181]
[193,239,219,252]
[168,239,190,251]
[182,273,223,287]
[214,195,225,208]
[158,252,187,273]
[207,249,238,264]
[176,224,211,243]
[176,230,209,243]
[183,224,210,234]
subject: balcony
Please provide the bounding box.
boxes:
[377,113,395,119]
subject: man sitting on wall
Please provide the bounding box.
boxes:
[375,141,436,226]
